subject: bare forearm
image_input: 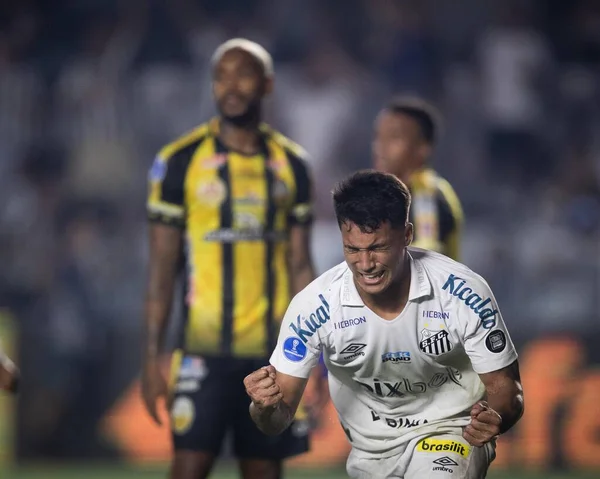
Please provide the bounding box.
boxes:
[291,262,315,296]
[144,294,174,361]
[0,353,18,393]
[249,401,294,436]
[486,381,524,434]
[144,224,182,362]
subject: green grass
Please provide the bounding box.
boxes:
[1,465,599,479]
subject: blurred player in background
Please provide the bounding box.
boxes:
[142,39,316,479]
[0,342,18,393]
[373,96,464,260]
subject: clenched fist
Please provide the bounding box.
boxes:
[244,365,283,411]
[463,400,502,447]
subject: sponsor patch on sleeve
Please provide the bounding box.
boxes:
[283,336,307,362]
[485,329,506,353]
[149,156,167,182]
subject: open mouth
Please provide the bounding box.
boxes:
[360,271,385,285]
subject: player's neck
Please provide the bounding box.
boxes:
[400,163,427,184]
[360,261,411,321]
[219,117,262,156]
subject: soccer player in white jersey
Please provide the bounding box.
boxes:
[244,171,524,478]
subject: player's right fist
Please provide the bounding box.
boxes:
[244,365,283,410]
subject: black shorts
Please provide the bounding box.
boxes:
[169,353,309,460]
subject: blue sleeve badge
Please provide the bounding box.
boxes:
[149,156,167,182]
[283,336,307,362]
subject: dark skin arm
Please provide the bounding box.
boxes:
[463,360,524,446]
[245,366,308,436]
[288,223,315,296]
[141,223,182,425]
[288,223,329,414]
[0,354,18,394]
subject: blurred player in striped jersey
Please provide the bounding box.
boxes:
[373,96,464,260]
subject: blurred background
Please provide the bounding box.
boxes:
[0,0,599,478]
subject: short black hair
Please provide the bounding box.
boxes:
[385,96,441,145]
[333,170,412,233]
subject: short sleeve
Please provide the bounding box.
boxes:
[286,152,314,226]
[147,152,186,228]
[456,276,518,375]
[269,292,326,378]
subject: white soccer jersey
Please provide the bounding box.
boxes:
[270,247,518,456]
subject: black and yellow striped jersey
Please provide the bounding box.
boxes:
[408,168,463,260]
[147,118,313,358]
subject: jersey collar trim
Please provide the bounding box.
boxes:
[407,252,432,301]
[340,268,363,307]
[340,253,432,307]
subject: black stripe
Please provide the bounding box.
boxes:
[263,136,277,352]
[215,138,234,354]
[164,136,206,352]
[436,183,457,243]
[285,146,313,225]
[178,237,189,351]
[161,136,207,205]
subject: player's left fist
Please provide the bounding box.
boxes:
[463,400,502,447]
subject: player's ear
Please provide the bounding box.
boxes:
[405,223,414,247]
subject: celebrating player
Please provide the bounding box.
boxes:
[373,97,463,260]
[245,171,524,478]
[143,39,316,479]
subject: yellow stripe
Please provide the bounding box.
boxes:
[267,127,310,161]
[230,153,268,356]
[410,169,440,251]
[267,137,296,325]
[147,201,184,218]
[169,349,184,392]
[158,123,210,160]
[184,136,224,354]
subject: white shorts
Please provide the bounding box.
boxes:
[346,430,496,479]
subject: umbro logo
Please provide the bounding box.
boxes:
[433,457,458,467]
[339,343,366,360]
[340,343,366,354]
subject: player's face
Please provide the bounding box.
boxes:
[341,220,413,296]
[372,111,427,181]
[213,49,272,123]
